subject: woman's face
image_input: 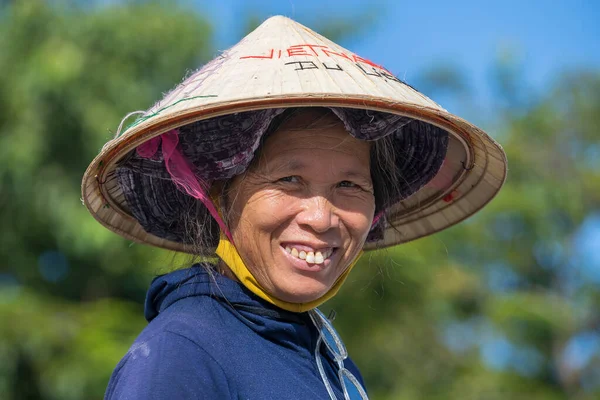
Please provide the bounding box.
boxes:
[225,110,375,303]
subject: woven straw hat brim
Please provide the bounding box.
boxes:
[81,16,507,253]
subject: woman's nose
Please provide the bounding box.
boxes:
[296,196,340,233]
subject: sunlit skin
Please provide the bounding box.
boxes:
[220,110,376,303]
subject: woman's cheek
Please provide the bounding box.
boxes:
[244,190,297,230]
[247,188,288,208]
[338,194,375,227]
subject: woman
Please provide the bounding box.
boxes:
[82,16,506,400]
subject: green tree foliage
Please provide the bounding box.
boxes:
[1,2,599,400]
[0,2,211,398]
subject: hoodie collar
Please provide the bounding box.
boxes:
[145,264,308,326]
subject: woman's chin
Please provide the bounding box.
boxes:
[271,277,331,304]
[268,253,338,303]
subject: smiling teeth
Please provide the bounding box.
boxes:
[285,246,333,264]
[314,252,324,264]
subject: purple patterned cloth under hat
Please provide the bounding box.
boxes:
[116,107,448,251]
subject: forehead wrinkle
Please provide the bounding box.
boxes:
[257,121,371,177]
[266,154,371,183]
[274,128,362,149]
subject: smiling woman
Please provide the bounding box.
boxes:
[222,109,375,303]
[82,15,506,400]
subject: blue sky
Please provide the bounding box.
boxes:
[195,0,600,114]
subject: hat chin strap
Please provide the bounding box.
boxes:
[215,237,362,313]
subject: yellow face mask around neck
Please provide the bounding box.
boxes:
[215,238,363,313]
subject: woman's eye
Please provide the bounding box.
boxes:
[338,180,359,188]
[278,176,300,183]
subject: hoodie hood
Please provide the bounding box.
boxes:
[145,264,308,331]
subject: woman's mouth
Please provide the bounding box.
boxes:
[280,243,337,268]
[284,246,334,264]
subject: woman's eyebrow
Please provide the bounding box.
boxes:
[339,169,372,181]
[269,158,306,172]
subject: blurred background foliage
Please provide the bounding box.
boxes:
[1,1,599,399]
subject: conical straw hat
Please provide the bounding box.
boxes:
[82,15,507,253]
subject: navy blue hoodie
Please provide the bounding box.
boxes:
[105,264,366,399]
